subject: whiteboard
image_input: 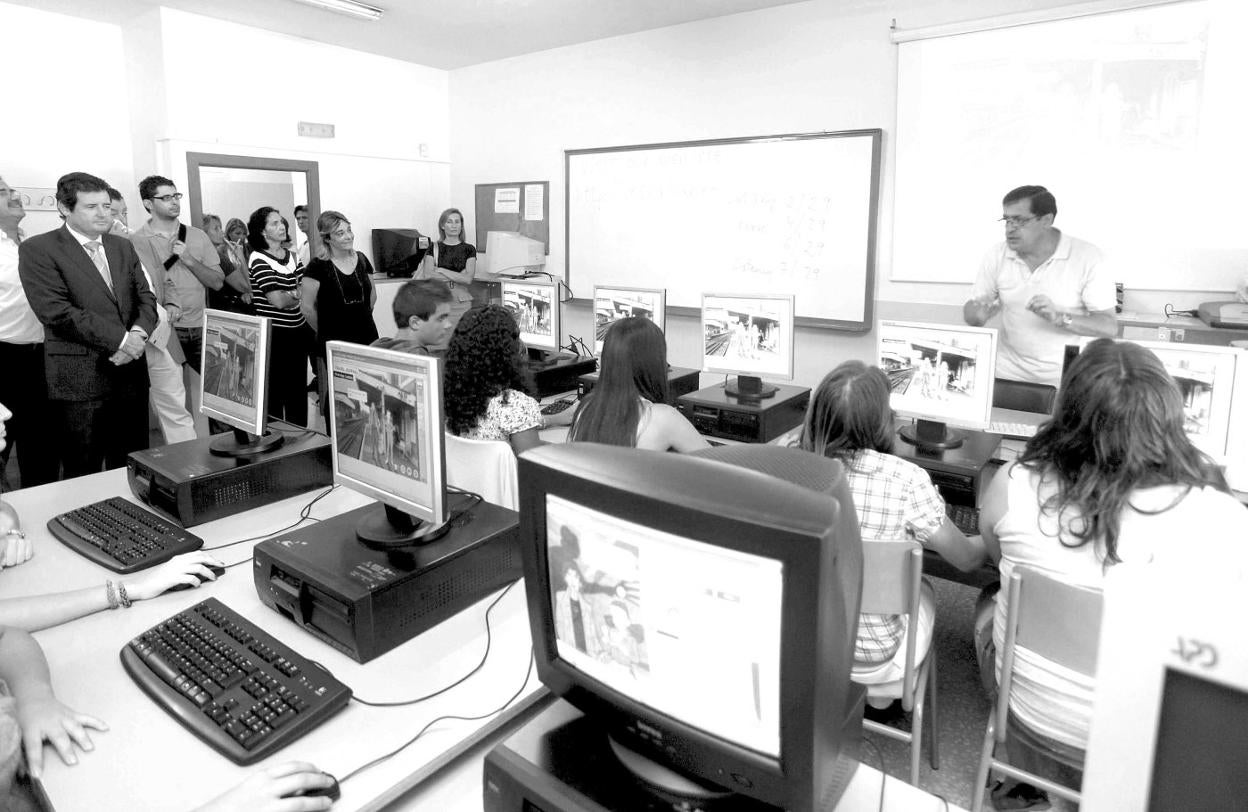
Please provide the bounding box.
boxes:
[566,131,882,330]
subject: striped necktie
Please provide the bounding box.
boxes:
[84,240,114,292]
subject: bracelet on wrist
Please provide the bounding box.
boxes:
[105,580,119,610]
[117,582,133,608]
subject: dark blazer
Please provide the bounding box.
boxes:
[18,225,159,400]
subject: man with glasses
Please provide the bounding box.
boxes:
[964,185,1117,386]
[132,176,223,381]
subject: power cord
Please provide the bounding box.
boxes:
[350,580,518,707]
[203,484,338,551]
[861,736,887,812]
[337,646,536,787]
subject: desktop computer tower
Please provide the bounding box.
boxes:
[126,421,332,527]
[577,366,701,405]
[253,501,521,663]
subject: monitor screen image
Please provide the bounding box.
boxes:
[502,279,560,354]
[878,320,998,438]
[593,286,666,356]
[326,341,446,531]
[701,293,795,382]
[545,493,782,757]
[201,309,269,437]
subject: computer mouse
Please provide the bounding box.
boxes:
[285,772,340,801]
[167,563,227,592]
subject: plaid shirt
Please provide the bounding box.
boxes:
[841,449,946,665]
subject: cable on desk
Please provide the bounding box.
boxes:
[281,425,330,440]
[445,487,484,527]
[860,736,886,812]
[337,645,536,787]
[1165,303,1199,319]
[202,484,338,551]
[350,579,518,707]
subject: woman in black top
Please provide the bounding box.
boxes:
[421,207,477,328]
[300,210,378,425]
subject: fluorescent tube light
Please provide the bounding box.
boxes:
[290,0,384,21]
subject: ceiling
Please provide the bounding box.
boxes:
[19,0,820,70]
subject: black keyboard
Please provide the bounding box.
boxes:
[121,598,351,765]
[47,497,204,573]
[540,398,576,416]
[946,503,981,536]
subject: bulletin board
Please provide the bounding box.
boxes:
[473,181,551,254]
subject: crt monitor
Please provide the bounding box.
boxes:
[701,292,795,402]
[878,319,998,451]
[484,230,545,277]
[325,340,448,546]
[1082,567,1248,811]
[200,309,283,457]
[501,278,564,364]
[517,443,864,811]
[593,286,666,356]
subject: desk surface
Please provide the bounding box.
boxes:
[4,472,544,812]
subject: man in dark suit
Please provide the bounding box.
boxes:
[18,172,158,477]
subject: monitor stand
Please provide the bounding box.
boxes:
[898,418,964,451]
[724,375,778,402]
[355,502,450,548]
[607,737,733,804]
[209,426,285,457]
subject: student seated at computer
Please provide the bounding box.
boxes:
[975,338,1248,809]
[371,279,454,357]
[792,361,984,691]
[444,305,574,455]
[568,318,708,452]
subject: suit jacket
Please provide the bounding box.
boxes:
[18,225,159,400]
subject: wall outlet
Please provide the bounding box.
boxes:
[1173,328,1185,342]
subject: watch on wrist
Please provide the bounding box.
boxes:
[1058,313,1073,328]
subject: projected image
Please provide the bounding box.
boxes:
[878,321,997,426]
[503,282,554,342]
[701,294,794,378]
[204,321,259,408]
[332,363,427,480]
[545,494,783,757]
[594,287,665,352]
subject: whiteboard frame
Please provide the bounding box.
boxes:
[565,129,883,332]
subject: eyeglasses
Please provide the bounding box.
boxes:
[998,214,1038,229]
[151,193,184,203]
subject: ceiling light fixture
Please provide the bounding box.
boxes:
[291,0,384,21]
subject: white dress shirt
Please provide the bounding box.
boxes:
[0,229,44,344]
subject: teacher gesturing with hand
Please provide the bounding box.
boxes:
[963,185,1117,387]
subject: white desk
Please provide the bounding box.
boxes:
[3,472,544,811]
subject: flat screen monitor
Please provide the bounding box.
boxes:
[593,286,665,356]
[878,319,998,451]
[1083,568,1248,811]
[701,293,795,402]
[200,309,283,457]
[326,340,448,546]
[501,278,563,363]
[517,443,864,811]
[484,230,545,277]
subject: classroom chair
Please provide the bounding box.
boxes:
[971,566,1103,812]
[992,379,1057,414]
[445,432,519,511]
[858,540,939,786]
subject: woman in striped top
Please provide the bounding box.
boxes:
[247,206,312,426]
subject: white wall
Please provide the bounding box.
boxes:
[2,1,136,236]
[448,0,1225,388]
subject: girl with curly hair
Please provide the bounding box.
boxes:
[444,305,571,455]
[975,338,1247,807]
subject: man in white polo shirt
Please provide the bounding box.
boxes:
[963,185,1117,387]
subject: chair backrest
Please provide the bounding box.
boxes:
[860,540,924,698]
[997,566,1104,735]
[445,432,519,511]
[993,378,1058,414]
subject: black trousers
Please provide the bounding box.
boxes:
[267,324,312,428]
[0,341,59,489]
[53,389,149,479]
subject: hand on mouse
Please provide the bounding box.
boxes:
[123,551,227,601]
[192,762,336,811]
